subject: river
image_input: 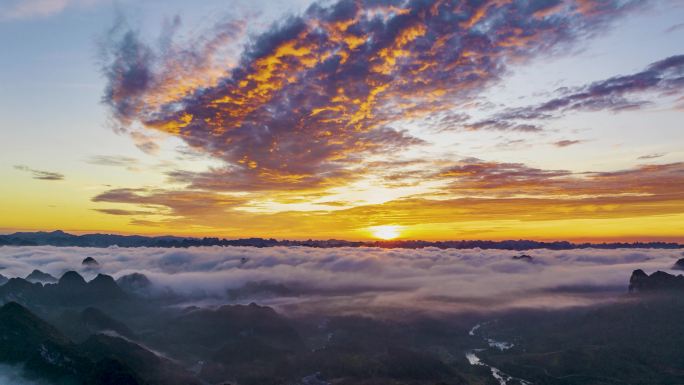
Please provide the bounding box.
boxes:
[465,323,531,385]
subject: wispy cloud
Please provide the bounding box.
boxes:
[92,188,249,217]
[665,22,684,34]
[464,54,684,132]
[86,155,139,169]
[13,165,64,181]
[553,139,584,147]
[92,208,155,216]
[0,0,99,20]
[638,152,665,160]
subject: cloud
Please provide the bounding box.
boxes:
[553,139,584,147]
[535,55,684,112]
[90,0,684,238]
[638,152,665,160]
[665,22,684,34]
[0,0,98,20]
[100,0,637,192]
[0,245,680,315]
[86,155,139,169]
[92,188,249,217]
[464,54,684,131]
[13,165,64,181]
[93,208,155,216]
[128,130,161,156]
[432,159,684,198]
[462,120,543,133]
[435,158,571,193]
[92,160,684,233]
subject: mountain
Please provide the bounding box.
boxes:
[0,301,91,383]
[87,274,128,300]
[0,277,44,303]
[58,270,87,289]
[476,295,684,384]
[55,307,136,342]
[462,270,684,385]
[629,269,684,292]
[116,273,153,296]
[0,271,129,306]
[88,358,144,385]
[4,265,684,384]
[80,334,201,385]
[25,269,58,284]
[0,231,189,247]
[153,303,305,355]
[0,302,196,385]
[82,257,100,267]
[673,257,684,270]
[1,230,682,249]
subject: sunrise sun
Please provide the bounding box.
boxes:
[370,225,402,240]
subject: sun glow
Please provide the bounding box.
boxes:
[370,225,402,240]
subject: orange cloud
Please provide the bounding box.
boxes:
[101,0,635,193]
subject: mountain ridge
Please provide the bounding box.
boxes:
[1,230,681,250]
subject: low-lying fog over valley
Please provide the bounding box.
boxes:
[1,246,681,315]
[2,245,684,385]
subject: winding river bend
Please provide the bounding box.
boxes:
[465,323,531,385]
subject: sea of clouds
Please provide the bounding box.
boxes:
[1,246,682,315]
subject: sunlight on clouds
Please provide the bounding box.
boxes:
[2,0,683,242]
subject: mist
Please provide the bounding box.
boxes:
[0,365,48,385]
[1,245,681,315]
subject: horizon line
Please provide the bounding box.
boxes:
[1,229,683,248]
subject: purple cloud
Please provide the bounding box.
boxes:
[101,0,637,192]
[13,165,64,181]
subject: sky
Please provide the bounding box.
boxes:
[0,0,683,241]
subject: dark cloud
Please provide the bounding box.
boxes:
[462,119,543,132]
[93,208,155,216]
[101,0,637,192]
[434,159,684,198]
[86,155,139,168]
[13,165,64,181]
[436,157,571,193]
[539,54,684,111]
[638,152,665,160]
[465,54,684,131]
[553,139,584,147]
[375,158,684,201]
[92,188,249,217]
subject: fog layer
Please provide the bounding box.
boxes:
[1,246,680,314]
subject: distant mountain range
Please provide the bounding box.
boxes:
[0,230,681,249]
